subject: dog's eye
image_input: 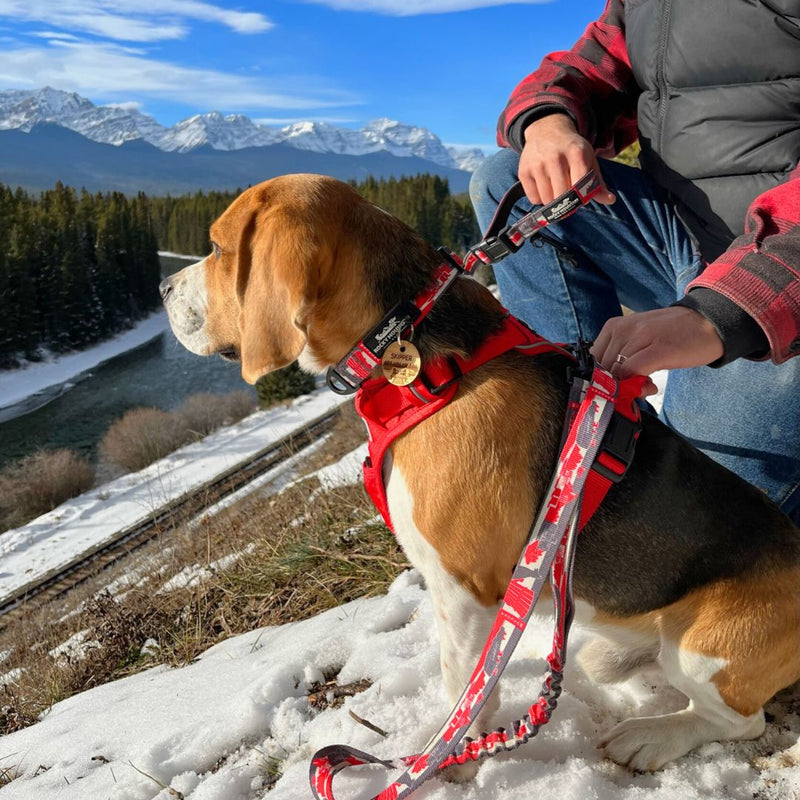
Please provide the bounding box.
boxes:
[211,241,221,260]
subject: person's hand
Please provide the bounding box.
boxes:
[519,113,616,206]
[590,307,725,398]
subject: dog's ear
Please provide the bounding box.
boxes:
[235,208,313,384]
[231,176,388,383]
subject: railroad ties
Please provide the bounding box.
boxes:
[0,409,341,628]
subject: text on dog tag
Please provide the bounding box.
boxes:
[381,340,421,386]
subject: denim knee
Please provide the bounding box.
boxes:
[469,149,525,230]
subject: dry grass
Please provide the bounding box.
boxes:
[0,392,258,536]
[0,449,95,533]
[99,391,257,474]
[99,407,186,472]
[178,391,255,437]
[0,405,408,737]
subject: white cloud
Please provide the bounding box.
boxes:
[0,1,272,42]
[30,31,83,41]
[105,100,144,112]
[292,0,552,15]
[445,141,497,152]
[0,41,361,111]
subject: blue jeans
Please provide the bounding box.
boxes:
[470,148,800,523]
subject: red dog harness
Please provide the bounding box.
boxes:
[356,313,570,530]
[356,312,645,534]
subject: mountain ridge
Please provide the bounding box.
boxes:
[0,87,486,172]
[0,123,474,196]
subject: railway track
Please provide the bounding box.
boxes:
[0,408,341,627]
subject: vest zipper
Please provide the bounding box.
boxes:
[655,0,674,154]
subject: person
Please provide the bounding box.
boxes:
[470,0,800,524]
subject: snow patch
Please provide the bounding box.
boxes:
[0,571,795,799]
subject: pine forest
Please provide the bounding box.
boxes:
[0,174,481,367]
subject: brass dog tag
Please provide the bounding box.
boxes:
[382,340,421,386]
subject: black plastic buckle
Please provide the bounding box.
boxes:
[592,411,640,484]
[570,338,595,381]
[437,246,466,272]
[477,230,523,263]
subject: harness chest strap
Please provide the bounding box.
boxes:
[355,314,645,534]
[355,314,572,530]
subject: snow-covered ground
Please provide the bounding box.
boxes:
[0,311,172,422]
[0,390,349,605]
[2,559,798,799]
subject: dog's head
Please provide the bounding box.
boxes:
[161,173,439,383]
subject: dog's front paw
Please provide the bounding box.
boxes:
[600,712,698,771]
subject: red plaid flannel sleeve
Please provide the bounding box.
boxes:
[687,167,800,363]
[497,0,639,156]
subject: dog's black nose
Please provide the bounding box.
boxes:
[159,277,174,301]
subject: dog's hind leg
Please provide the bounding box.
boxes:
[577,635,659,684]
[601,640,766,771]
[600,569,800,771]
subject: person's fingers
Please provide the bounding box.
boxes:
[531,162,556,205]
[611,345,659,378]
[564,145,615,205]
[589,323,612,361]
[519,168,542,206]
[589,319,625,370]
[591,321,657,377]
[547,155,573,199]
[588,154,616,205]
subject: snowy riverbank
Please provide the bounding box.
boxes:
[0,389,349,605]
[0,311,171,423]
[0,251,202,424]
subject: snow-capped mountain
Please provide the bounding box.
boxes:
[0,88,484,171]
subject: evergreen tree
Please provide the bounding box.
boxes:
[0,181,162,363]
[0,173,481,367]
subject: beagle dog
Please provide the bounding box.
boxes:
[161,173,800,773]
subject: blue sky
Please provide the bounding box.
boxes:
[0,0,600,152]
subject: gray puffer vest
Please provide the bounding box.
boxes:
[625,0,800,261]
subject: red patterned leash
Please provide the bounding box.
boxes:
[309,365,621,800]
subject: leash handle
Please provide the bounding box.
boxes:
[463,169,602,273]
